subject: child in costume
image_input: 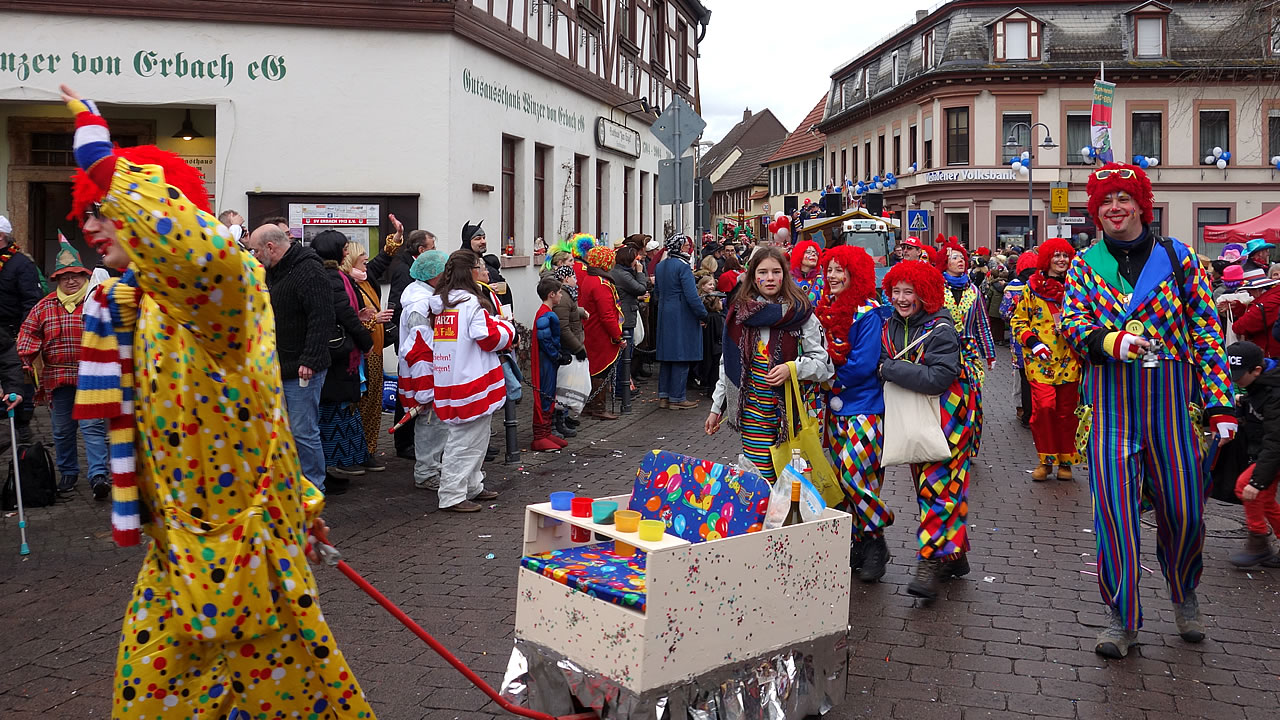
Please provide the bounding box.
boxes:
[1060,162,1235,659]
[61,85,374,718]
[531,278,569,452]
[935,239,996,455]
[1224,341,1280,568]
[705,247,832,482]
[579,244,624,420]
[1008,237,1083,482]
[879,261,972,601]
[16,239,110,496]
[426,250,512,512]
[816,245,891,582]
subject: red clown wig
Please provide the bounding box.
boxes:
[816,245,877,365]
[68,145,212,222]
[883,259,944,314]
[1014,249,1040,277]
[1036,238,1076,273]
[1085,162,1154,226]
[933,238,969,274]
[790,240,822,272]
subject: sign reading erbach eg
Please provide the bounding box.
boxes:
[0,48,286,85]
[595,117,641,158]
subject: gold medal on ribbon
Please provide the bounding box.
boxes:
[1124,319,1144,335]
[1118,293,1132,306]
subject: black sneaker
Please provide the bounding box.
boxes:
[329,465,365,477]
[90,475,111,501]
[565,415,580,429]
[324,476,350,496]
[360,456,386,472]
[859,536,890,583]
[58,475,78,493]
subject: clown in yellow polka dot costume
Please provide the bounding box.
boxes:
[61,85,376,719]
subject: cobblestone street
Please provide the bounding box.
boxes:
[3,349,1279,719]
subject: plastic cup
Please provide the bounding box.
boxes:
[592,501,619,525]
[613,540,636,557]
[549,491,575,511]
[637,519,665,542]
[614,510,641,533]
[570,497,594,517]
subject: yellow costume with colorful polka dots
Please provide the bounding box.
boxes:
[65,94,375,719]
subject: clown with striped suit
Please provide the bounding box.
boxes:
[1060,162,1236,659]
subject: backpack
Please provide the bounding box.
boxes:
[2,443,58,510]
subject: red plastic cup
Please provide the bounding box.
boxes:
[570,497,594,542]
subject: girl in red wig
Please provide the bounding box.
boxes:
[879,261,974,601]
[790,239,825,305]
[817,245,892,581]
[1008,238,1083,481]
[935,239,996,456]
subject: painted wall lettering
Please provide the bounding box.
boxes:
[0,46,287,85]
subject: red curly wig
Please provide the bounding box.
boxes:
[1085,162,1153,226]
[933,238,970,274]
[790,240,822,272]
[68,145,212,222]
[883,259,944,314]
[1014,250,1040,276]
[816,245,876,366]
[1036,238,1076,273]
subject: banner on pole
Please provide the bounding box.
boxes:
[1090,79,1115,164]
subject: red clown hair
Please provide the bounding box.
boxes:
[1085,162,1153,226]
[790,240,821,271]
[883,259,945,314]
[68,145,212,221]
[1036,238,1076,273]
[816,245,876,366]
[1015,250,1040,276]
[933,238,970,274]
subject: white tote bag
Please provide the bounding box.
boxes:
[555,357,592,415]
[880,329,952,466]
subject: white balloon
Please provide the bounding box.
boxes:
[1020,151,1030,160]
[1213,146,1223,157]
[1081,146,1092,158]
[1272,155,1280,165]
[1148,157,1159,167]
[1011,161,1022,171]
[1205,155,1217,165]
[1217,158,1228,169]
[1018,165,1029,176]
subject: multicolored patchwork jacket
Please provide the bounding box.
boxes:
[1060,236,1233,412]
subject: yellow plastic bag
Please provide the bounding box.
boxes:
[770,363,844,507]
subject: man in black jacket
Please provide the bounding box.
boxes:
[0,217,43,443]
[366,214,434,458]
[245,224,334,492]
[0,327,24,452]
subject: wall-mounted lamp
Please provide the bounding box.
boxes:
[173,109,204,141]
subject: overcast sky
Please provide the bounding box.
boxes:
[698,2,918,142]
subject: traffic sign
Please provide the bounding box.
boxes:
[1061,216,1087,225]
[657,157,694,204]
[1050,188,1069,214]
[907,210,929,233]
[651,95,705,155]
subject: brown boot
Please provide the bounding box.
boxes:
[1031,463,1052,482]
[1056,465,1073,481]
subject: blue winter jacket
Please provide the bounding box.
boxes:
[827,305,890,417]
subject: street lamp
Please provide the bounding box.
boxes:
[1005,122,1058,246]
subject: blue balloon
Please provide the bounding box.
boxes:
[1222,151,1232,161]
[1139,158,1150,169]
[846,179,853,187]
[886,172,896,181]
[1133,155,1145,164]
[1274,160,1280,170]
[872,175,880,183]
[820,190,826,197]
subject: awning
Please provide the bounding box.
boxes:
[1203,205,1280,245]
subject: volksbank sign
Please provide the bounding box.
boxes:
[924,169,1018,183]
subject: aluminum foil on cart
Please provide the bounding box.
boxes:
[501,632,849,720]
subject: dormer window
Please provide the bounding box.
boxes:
[923,28,937,69]
[990,9,1042,62]
[1126,2,1171,59]
[891,51,900,85]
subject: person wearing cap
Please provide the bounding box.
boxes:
[461,220,513,313]
[1243,238,1276,276]
[1223,340,1280,568]
[60,85,374,717]
[1008,238,1083,482]
[399,249,451,489]
[1232,273,1280,358]
[900,236,927,262]
[15,239,110,497]
[1061,162,1235,659]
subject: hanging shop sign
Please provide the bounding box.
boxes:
[596,117,642,158]
[922,169,1018,183]
[287,203,380,253]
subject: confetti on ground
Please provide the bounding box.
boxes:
[485,553,495,560]
[983,576,995,583]
[478,535,491,539]
[1080,570,1099,577]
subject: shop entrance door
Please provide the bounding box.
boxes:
[946,213,970,246]
[26,181,88,274]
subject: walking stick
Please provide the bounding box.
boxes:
[5,394,30,555]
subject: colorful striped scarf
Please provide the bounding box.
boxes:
[73,272,142,547]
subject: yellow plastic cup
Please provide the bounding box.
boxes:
[613,540,636,557]
[637,519,665,542]
[614,510,641,533]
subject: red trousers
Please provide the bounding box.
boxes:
[1029,380,1080,465]
[1236,464,1280,536]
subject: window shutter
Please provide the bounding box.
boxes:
[994,20,1005,61]
[1136,17,1162,57]
[1030,21,1040,59]
[1005,22,1029,60]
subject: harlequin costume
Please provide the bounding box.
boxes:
[1060,162,1236,658]
[816,245,891,581]
[878,261,973,600]
[1008,238,1083,480]
[935,239,995,455]
[64,94,374,717]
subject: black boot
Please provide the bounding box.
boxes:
[565,414,580,429]
[554,410,577,438]
[859,535,890,583]
[849,538,867,571]
[942,553,970,580]
[907,558,942,601]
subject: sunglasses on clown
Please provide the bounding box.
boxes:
[1092,168,1137,180]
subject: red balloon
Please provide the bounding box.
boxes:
[776,217,789,229]
[768,221,778,234]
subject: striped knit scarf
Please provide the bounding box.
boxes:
[73,272,142,547]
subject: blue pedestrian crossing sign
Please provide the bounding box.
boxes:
[907,210,929,233]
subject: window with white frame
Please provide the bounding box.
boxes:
[1199,109,1231,162]
[1131,112,1162,159]
[891,51,899,85]
[1004,22,1029,60]
[862,67,869,98]
[1066,113,1093,166]
[993,12,1040,61]
[1001,112,1031,163]
[923,29,935,69]
[1135,16,1164,58]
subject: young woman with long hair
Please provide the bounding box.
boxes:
[426,250,513,512]
[704,247,832,481]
